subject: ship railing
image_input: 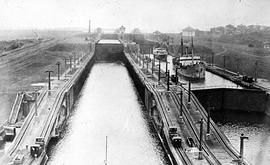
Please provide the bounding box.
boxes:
[191,85,241,90]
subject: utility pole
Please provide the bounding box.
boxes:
[152,54,155,74]
[188,82,191,102]
[158,59,161,81]
[207,105,211,135]
[56,62,60,80]
[45,70,54,91]
[34,91,38,116]
[198,118,203,160]
[165,55,168,75]
[180,90,183,116]
[142,52,145,69]
[69,56,72,69]
[254,61,258,82]
[146,54,149,70]
[236,58,240,74]
[211,52,214,66]
[167,70,170,91]
[175,67,179,85]
[73,55,76,68]
[64,58,67,69]
[223,55,226,69]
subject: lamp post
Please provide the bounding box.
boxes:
[212,52,214,66]
[165,55,168,75]
[146,54,149,70]
[152,54,155,74]
[175,67,180,85]
[158,59,161,81]
[207,105,211,135]
[198,118,204,160]
[56,62,60,80]
[167,70,170,91]
[142,53,145,69]
[180,90,183,117]
[69,56,72,69]
[188,82,191,102]
[45,70,53,91]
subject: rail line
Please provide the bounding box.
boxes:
[170,91,221,165]
[127,53,194,165]
[188,90,250,164]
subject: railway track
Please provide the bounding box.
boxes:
[170,91,221,165]
[187,89,250,165]
[5,46,93,162]
[127,53,194,165]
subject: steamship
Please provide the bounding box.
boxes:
[153,47,168,61]
[172,37,205,79]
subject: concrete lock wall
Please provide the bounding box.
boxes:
[192,88,268,113]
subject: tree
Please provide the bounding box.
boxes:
[96,27,102,34]
[131,28,141,34]
[119,25,126,34]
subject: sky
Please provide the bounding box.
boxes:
[1,0,270,32]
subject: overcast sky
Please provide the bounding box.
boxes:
[1,0,270,32]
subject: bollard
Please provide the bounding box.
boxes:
[239,133,248,162]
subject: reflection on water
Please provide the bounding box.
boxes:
[212,111,270,165]
[47,63,168,165]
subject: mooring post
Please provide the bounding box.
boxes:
[188,82,191,102]
[240,134,248,162]
[45,70,53,91]
[167,70,170,91]
[56,62,60,80]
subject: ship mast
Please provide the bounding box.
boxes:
[180,34,184,57]
[105,136,108,165]
[191,36,194,65]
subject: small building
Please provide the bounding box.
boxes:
[182,27,196,37]
[263,41,270,49]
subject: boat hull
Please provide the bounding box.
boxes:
[174,64,205,79]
